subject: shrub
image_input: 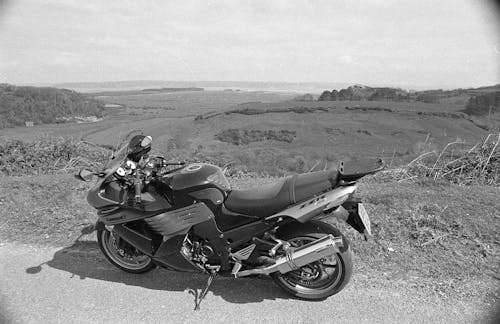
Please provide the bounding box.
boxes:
[293,93,315,101]
[215,129,296,145]
[398,134,500,185]
[0,138,109,176]
[415,92,439,103]
[463,91,500,116]
[318,90,331,101]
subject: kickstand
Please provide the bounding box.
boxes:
[193,269,218,311]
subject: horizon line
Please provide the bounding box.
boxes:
[7,79,499,92]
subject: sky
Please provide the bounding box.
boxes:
[0,0,498,89]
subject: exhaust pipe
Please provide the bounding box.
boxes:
[235,234,342,277]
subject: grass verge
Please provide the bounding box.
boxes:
[0,173,498,302]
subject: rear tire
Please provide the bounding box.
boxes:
[271,223,353,300]
[97,228,156,274]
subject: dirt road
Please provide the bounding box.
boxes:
[0,241,495,324]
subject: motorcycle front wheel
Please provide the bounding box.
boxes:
[97,228,156,274]
[271,225,353,300]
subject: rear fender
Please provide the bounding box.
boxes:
[326,197,371,240]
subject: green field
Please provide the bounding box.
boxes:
[1,89,498,175]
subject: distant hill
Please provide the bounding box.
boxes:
[318,84,500,106]
[85,87,204,97]
[53,80,353,93]
[464,91,500,115]
[0,84,104,129]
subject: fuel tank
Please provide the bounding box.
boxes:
[169,163,231,193]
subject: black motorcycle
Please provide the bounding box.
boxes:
[76,134,382,306]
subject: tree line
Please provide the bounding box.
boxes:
[317,85,500,111]
[0,84,104,129]
[318,85,411,102]
[464,91,500,116]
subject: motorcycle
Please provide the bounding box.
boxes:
[76,134,383,307]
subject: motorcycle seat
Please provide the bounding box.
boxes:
[224,170,338,217]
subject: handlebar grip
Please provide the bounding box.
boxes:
[134,172,142,203]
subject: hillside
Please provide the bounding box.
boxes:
[317,84,500,105]
[0,84,104,129]
[2,88,498,176]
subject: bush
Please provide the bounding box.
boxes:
[318,91,332,101]
[215,129,296,145]
[463,91,500,116]
[0,138,109,176]
[399,134,500,185]
[293,93,315,101]
[415,93,439,103]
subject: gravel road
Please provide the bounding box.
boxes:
[0,241,495,324]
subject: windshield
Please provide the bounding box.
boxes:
[101,130,144,174]
[103,143,129,174]
[101,133,153,177]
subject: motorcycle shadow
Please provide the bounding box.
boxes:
[25,239,291,304]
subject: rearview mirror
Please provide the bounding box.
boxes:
[75,169,95,181]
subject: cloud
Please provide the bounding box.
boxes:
[338,55,354,64]
[0,0,498,87]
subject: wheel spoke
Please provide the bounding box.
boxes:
[279,235,343,291]
[101,230,152,270]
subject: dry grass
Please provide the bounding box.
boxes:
[0,137,109,176]
[396,134,500,185]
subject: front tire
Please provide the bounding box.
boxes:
[271,223,353,300]
[97,228,156,274]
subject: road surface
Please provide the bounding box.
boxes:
[0,241,495,323]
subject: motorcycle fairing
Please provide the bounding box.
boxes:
[98,207,161,225]
[153,234,202,272]
[144,203,214,242]
[266,185,357,223]
[96,190,172,225]
[113,223,154,255]
[188,188,225,206]
[216,205,260,231]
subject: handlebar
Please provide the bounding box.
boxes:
[161,161,185,167]
[117,157,186,204]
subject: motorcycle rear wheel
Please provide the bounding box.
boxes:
[271,224,353,300]
[97,228,156,274]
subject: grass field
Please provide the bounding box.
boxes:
[1,89,497,175]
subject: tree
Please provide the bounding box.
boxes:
[318,90,331,101]
[464,92,500,116]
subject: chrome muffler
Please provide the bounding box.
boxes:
[235,234,343,277]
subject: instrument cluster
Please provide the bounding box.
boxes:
[115,160,137,177]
